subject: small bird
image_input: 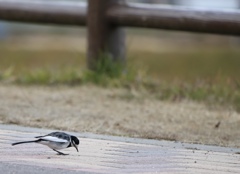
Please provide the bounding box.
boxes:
[12,132,80,155]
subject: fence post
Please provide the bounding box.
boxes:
[87,0,126,70]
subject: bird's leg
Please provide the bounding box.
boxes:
[52,149,69,155]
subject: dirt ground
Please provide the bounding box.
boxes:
[0,85,240,148]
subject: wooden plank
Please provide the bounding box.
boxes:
[87,0,125,70]
[0,126,240,173]
[0,0,86,26]
[107,2,240,36]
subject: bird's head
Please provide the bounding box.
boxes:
[71,136,80,152]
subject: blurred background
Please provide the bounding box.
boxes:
[0,0,240,109]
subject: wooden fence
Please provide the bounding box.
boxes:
[0,0,240,69]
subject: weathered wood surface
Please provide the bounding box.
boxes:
[108,3,240,36]
[0,125,240,173]
[0,0,87,26]
[87,0,125,70]
[1,0,240,36]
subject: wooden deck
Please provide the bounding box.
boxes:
[0,124,240,173]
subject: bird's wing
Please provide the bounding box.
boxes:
[40,136,68,143]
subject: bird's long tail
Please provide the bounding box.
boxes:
[12,140,38,146]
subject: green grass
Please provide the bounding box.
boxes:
[81,53,126,86]
[0,47,240,111]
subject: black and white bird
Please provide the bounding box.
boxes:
[12,132,80,155]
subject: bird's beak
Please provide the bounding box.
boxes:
[73,143,78,152]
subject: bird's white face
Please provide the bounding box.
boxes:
[71,136,79,152]
[72,141,79,152]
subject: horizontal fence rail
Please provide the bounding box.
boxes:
[0,0,240,36]
[0,0,240,69]
[0,0,87,26]
[108,3,240,36]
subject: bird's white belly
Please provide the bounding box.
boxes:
[38,141,69,150]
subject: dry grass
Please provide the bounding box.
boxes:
[0,85,240,148]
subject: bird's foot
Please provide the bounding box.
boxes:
[57,152,69,156]
[53,149,69,155]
